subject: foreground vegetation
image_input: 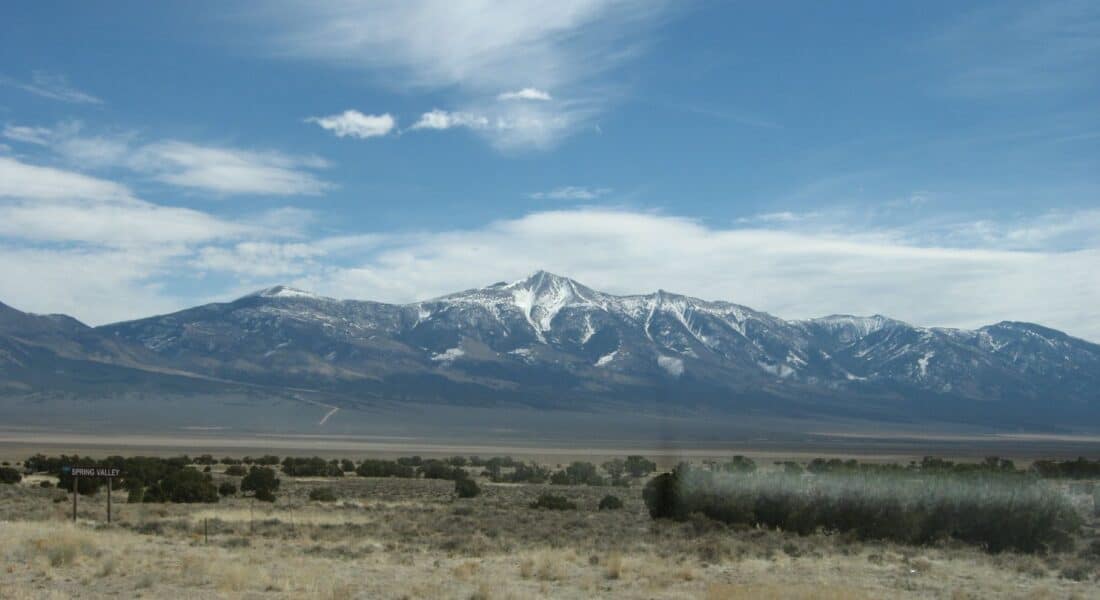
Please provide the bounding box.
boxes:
[1,452,1097,597]
[644,466,1081,553]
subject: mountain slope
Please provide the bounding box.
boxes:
[78,271,1099,427]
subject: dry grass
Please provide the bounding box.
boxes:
[705,583,873,599]
[1,464,1097,598]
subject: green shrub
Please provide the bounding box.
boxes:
[218,481,237,497]
[0,466,21,484]
[550,461,606,486]
[720,456,757,473]
[127,487,144,503]
[308,487,337,502]
[642,466,1081,554]
[159,468,219,503]
[240,467,280,501]
[356,459,415,478]
[625,455,657,478]
[493,461,550,484]
[224,465,247,477]
[530,493,576,510]
[418,460,467,480]
[454,478,480,498]
[598,495,623,510]
[39,480,53,488]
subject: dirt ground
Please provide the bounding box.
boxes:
[2,458,1099,599]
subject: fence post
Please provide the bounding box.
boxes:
[107,478,112,524]
[204,518,209,544]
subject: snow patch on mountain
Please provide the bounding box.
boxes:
[254,286,323,300]
[595,350,617,367]
[431,347,465,363]
[657,355,684,377]
[917,351,934,378]
[758,361,795,378]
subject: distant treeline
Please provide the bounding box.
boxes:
[22,454,279,502]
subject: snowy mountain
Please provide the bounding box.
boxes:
[2,272,1098,428]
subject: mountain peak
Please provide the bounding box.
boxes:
[508,270,573,288]
[248,285,324,300]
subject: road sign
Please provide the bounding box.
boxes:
[65,466,123,523]
[69,467,121,478]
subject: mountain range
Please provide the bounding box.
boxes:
[2,271,1098,432]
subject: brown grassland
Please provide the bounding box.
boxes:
[1,457,1099,599]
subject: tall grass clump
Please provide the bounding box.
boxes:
[643,466,1080,553]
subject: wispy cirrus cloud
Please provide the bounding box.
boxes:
[248,1,674,150]
[3,121,332,197]
[929,0,1100,97]
[0,71,103,104]
[498,88,553,101]
[528,186,611,201]
[409,109,489,131]
[306,110,396,139]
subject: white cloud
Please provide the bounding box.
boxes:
[736,211,820,224]
[498,88,553,101]
[3,122,332,197]
[2,125,56,145]
[194,242,326,277]
[4,152,1096,341]
[130,141,331,196]
[252,1,672,149]
[410,109,490,131]
[0,156,305,324]
[282,209,1100,342]
[0,156,133,203]
[306,110,396,139]
[408,102,594,151]
[0,71,103,104]
[0,246,184,324]
[529,186,611,200]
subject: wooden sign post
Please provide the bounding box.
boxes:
[64,466,122,523]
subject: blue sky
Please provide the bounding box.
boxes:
[1,1,1098,340]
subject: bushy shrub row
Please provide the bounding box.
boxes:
[417,460,468,481]
[490,461,551,484]
[550,461,606,486]
[281,456,343,477]
[643,466,1081,553]
[356,460,415,478]
[24,454,279,503]
[1031,457,1100,480]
